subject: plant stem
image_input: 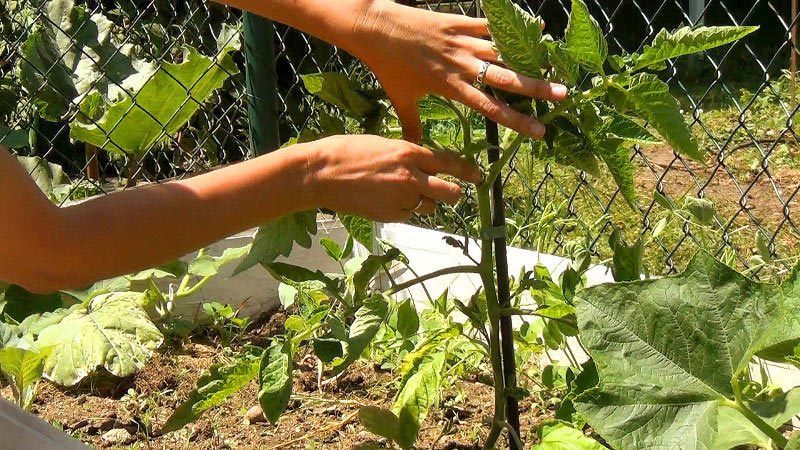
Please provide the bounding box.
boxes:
[721,387,788,448]
[176,275,213,298]
[477,185,506,450]
[384,265,481,296]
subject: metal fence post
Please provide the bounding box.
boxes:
[243,13,281,157]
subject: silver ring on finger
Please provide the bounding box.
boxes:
[476,60,492,85]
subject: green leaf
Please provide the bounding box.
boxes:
[398,328,458,391]
[259,339,293,424]
[358,406,402,445]
[631,26,759,72]
[341,215,374,250]
[17,24,78,120]
[331,295,388,375]
[71,47,238,156]
[482,0,547,77]
[592,136,635,206]
[536,127,600,177]
[531,421,606,450]
[265,262,338,297]
[234,211,318,275]
[161,351,260,433]
[392,353,445,449]
[189,245,251,278]
[625,73,702,160]
[565,0,608,74]
[574,252,800,449]
[36,292,164,386]
[0,125,29,149]
[2,284,65,323]
[684,195,715,226]
[546,41,580,85]
[15,156,69,199]
[396,299,420,338]
[788,432,800,450]
[312,337,343,363]
[600,106,662,144]
[301,73,377,119]
[608,229,644,281]
[0,346,51,410]
[351,249,402,304]
[320,237,344,261]
[713,388,800,449]
[418,96,459,121]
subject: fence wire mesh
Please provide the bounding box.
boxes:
[2,0,799,279]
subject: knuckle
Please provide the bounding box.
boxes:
[531,79,550,98]
[479,98,501,118]
[493,70,515,88]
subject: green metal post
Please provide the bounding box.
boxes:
[243,13,281,157]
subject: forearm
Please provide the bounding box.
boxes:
[44,145,315,291]
[217,0,385,55]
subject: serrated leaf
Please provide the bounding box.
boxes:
[392,353,445,449]
[418,96,459,121]
[189,245,251,278]
[625,73,702,160]
[266,262,337,297]
[71,47,238,156]
[574,252,800,449]
[161,352,260,433]
[591,135,635,206]
[600,106,661,144]
[398,328,458,391]
[234,211,318,275]
[546,41,580,85]
[341,215,374,250]
[320,237,344,261]
[565,0,608,73]
[631,26,759,72]
[36,292,164,386]
[301,73,377,119]
[482,0,547,77]
[259,339,293,424]
[358,406,402,444]
[331,295,388,375]
[535,126,601,177]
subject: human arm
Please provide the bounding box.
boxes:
[220,0,567,142]
[0,137,478,293]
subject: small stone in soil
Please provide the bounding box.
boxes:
[101,428,134,446]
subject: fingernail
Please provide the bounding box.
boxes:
[531,122,546,138]
[552,84,568,98]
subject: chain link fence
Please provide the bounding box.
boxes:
[2,0,799,278]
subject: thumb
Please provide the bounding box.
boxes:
[392,95,423,144]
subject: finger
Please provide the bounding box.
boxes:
[419,173,463,205]
[392,96,423,144]
[453,17,489,38]
[411,147,481,184]
[467,38,500,63]
[412,196,437,215]
[457,84,546,138]
[482,64,568,101]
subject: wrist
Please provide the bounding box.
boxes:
[283,141,328,212]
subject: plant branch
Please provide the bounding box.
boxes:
[384,265,481,296]
[721,395,788,448]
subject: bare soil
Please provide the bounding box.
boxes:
[10,311,554,450]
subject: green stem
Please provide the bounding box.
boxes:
[722,382,788,448]
[477,185,506,450]
[384,265,481,296]
[176,275,213,298]
[482,134,526,190]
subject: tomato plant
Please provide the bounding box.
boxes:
[157,1,788,449]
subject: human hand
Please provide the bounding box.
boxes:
[349,0,567,142]
[302,135,480,222]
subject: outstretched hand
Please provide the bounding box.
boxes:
[351,1,567,142]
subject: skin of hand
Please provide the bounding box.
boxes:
[222,0,568,142]
[0,137,478,293]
